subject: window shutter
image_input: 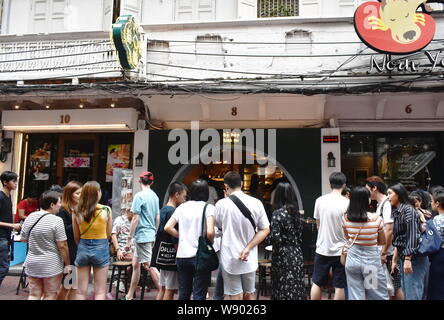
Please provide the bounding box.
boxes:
[237,0,256,19]
[33,0,49,33]
[120,0,142,22]
[50,0,65,31]
[175,0,193,21]
[299,0,320,17]
[196,0,215,21]
[338,0,356,16]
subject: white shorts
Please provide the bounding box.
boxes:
[159,269,179,290]
[134,242,153,264]
[222,269,256,296]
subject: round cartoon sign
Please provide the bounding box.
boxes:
[354,1,436,54]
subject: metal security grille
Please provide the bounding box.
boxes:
[258,0,299,18]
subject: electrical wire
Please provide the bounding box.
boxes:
[148,38,444,45]
[0,40,112,56]
[147,60,444,79]
[1,60,117,73]
[0,49,114,64]
[147,48,383,58]
[15,69,123,81]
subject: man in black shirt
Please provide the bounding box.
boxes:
[0,171,20,287]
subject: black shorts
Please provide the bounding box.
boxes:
[312,253,347,289]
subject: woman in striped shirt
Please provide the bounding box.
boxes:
[342,186,388,300]
[388,183,428,300]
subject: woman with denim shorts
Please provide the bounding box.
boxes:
[72,181,112,300]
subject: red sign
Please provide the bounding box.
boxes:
[354,1,436,54]
[323,136,339,143]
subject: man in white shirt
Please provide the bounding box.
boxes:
[215,171,270,300]
[365,176,404,300]
[310,172,349,300]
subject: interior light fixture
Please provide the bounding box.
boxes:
[79,104,84,109]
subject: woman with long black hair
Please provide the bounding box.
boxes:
[270,182,305,300]
[388,183,428,300]
[342,186,388,300]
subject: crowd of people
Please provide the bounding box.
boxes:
[310,173,444,300]
[0,168,443,301]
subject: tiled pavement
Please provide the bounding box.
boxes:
[0,264,273,301]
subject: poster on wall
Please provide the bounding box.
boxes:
[64,157,90,168]
[29,143,51,181]
[112,169,133,220]
[106,144,130,182]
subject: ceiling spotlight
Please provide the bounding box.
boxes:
[14,105,20,109]
[45,105,50,109]
[110,103,115,108]
[79,104,84,109]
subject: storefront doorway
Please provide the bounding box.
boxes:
[164,146,305,222]
[22,132,133,204]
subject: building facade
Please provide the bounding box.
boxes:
[1,0,444,234]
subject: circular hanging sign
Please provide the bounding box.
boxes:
[354,1,436,55]
[112,15,143,69]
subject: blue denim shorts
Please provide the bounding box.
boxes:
[75,239,110,268]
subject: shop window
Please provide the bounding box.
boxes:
[376,136,437,190]
[341,134,374,187]
[342,134,439,190]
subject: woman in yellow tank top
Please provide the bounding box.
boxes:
[72,181,112,300]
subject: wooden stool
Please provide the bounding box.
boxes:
[108,261,132,300]
[139,266,154,300]
[257,259,272,299]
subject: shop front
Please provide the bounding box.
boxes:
[341,132,444,190]
[1,108,140,210]
[147,128,323,259]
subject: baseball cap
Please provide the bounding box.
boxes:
[139,171,154,180]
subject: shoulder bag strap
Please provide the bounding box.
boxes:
[380,198,390,217]
[229,194,256,231]
[201,203,209,238]
[27,213,50,238]
[80,207,104,236]
[349,225,364,247]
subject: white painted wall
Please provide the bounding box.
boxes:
[321,128,342,195]
[132,130,149,194]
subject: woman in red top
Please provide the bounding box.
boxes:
[15,190,40,223]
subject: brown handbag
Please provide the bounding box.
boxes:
[340,225,363,266]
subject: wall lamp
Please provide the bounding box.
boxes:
[327,152,336,168]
